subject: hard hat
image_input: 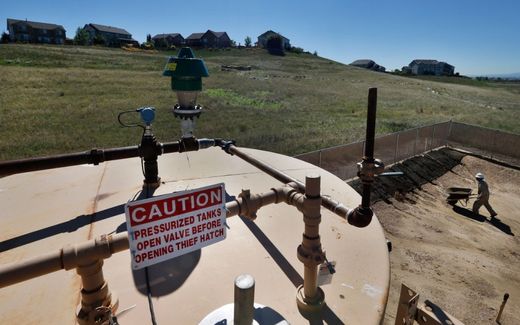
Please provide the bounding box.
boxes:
[475,173,484,179]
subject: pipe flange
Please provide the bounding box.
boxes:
[172,104,203,120]
[297,244,325,266]
[296,285,325,318]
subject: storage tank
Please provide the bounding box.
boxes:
[0,48,389,324]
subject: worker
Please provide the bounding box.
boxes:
[472,173,497,218]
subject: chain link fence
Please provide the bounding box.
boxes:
[295,121,519,180]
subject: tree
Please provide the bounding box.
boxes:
[93,33,106,46]
[1,32,9,44]
[73,27,89,45]
[154,38,167,49]
[244,36,252,47]
[146,34,152,43]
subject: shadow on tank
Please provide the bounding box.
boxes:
[132,249,202,297]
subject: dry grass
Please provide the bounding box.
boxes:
[1,44,519,160]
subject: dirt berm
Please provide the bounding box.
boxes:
[348,147,520,324]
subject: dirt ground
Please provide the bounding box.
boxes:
[365,150,520,324]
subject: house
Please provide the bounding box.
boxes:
[185,33,204,47]
[257,30,291,50]
[152,33,184,48]
[350,59,386,72]
[82,23,138,47]
[201,30,231,48]
[6,18,66,44]
[186,30,231,48]
[408,60,455,76]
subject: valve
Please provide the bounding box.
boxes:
[163,47,209,138]
[117,106,161,189]
[357,158,385,183]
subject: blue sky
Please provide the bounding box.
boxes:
[2,0,519,75]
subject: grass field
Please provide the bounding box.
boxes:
[1,44,519,160]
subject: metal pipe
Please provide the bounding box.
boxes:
[226,145,352,219]
[365,87,377,159]
[0,232,128,288]
[0,188,294,288]
[0,145,138,176]
[360,87,378,209]
[296,176,326,316]
[0,137,224,177]
[301,175,322,300]
[0,181,345,290]
[234,274,255,325]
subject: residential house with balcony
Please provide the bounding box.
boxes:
[6,18,66,44]
[152,33,184,48]
[185,30,231,48]
[408,60,455,76]
[257,30,291,50]
[82,23,138,47]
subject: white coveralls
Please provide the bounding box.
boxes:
[472,179,497,217]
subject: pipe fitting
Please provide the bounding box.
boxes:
[297,243,325,266]
[62,234,113,270]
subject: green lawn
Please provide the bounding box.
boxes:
[0,44,519,160]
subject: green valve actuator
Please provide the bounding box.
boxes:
[163,47,209,138]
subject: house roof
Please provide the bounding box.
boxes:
[186,33,204,40]
[410,59,439,65]
[207,30,227,38]
[152,33,182,40]
[88,23,131,36]
[7,18,65,31]
[258,30,289,41]
[351,59,375,66]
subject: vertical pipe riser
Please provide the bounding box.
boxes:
[234,274,255,325]
[296,175,326,317]
[365,88,378,159]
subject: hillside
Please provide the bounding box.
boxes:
[1,44,519,160]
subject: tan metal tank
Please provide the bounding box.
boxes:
[0,146,390,324]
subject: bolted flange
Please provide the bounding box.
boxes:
[296,285,326,318]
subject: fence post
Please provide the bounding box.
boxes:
[394,133,400,163]
[319,150,322,167]
[431,124,436,150]
[492,130,498,159]
[447,119,453,146]
[414,128,419,155]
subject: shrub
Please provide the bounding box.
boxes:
[289,47,304,54]
[140,42,154,50]
[1,32,9,44]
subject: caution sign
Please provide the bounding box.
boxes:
[125,183,226,270]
